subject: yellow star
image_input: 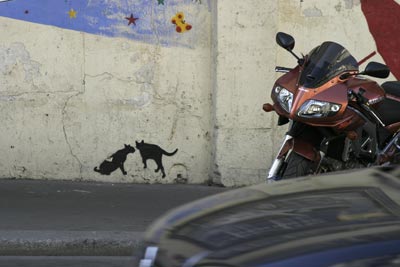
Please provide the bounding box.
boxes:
[68,8,77,18]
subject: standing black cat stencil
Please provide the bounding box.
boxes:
[135,140,178,178]
[94,144,135,175]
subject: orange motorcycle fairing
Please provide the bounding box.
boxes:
[272,78,367,132]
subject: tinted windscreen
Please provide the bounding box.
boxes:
[300,41,358,88]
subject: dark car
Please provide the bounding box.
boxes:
[136,166,400,267]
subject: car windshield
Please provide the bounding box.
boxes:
[299,41,358,88]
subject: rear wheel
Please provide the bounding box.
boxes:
[282,152,314,179]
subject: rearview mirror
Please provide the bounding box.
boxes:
[362,62,390,78]
[276,32,295,51]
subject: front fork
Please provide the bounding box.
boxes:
[267,134,293,183]
[267,131,324,183]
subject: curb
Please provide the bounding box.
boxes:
[0,230,143,256]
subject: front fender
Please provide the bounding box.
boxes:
[279,138,321,162]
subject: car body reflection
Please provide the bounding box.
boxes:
[137,166,400,267]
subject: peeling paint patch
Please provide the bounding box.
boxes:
[124,91,152,108]
[123,61,157,108]
[0,95,16,101]
[134,62,155,84]
[0,42,41,82]
[303,7,323,17]
[344,0,354,9]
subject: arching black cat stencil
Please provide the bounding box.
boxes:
[135,140,178,178]
[94,144,135,175]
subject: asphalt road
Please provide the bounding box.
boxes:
[0,179,227,258]
[0,179,226,232]
[0,256,134,267]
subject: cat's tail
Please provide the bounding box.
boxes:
[94,167,100,172]
[163,148,178,156]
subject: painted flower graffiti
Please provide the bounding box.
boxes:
[171,12,192,33]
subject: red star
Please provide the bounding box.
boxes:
[125,14,139,26]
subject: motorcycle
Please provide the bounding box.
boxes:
[264,32,400,182]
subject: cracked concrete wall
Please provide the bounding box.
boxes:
[0,0,395,185]
[0,21,85,180]
[0,14,212,184]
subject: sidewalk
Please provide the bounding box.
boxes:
[0,179,227,256]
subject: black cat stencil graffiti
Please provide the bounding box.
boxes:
[94,144,135,175]
[136,140,178,178]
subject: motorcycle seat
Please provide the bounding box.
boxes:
[381,81,400,97]
[375,82,400,125]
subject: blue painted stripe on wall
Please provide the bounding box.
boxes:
[0,0,210,47]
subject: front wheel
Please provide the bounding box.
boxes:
[281,152,314,179]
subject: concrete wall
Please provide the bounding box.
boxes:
[0,1,212,184]
[211,0,279,186]
[0,0,398,186]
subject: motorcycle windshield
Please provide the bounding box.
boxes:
[300,41,358,88]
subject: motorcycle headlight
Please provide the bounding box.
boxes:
[274,85,293,113]
[297,99,341,118]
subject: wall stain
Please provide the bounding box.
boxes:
[0,42,41,82]
[303,7,323,17]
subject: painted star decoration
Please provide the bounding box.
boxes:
[68,8,77,18]
[125,14,139,26]
[157,0,165,5]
